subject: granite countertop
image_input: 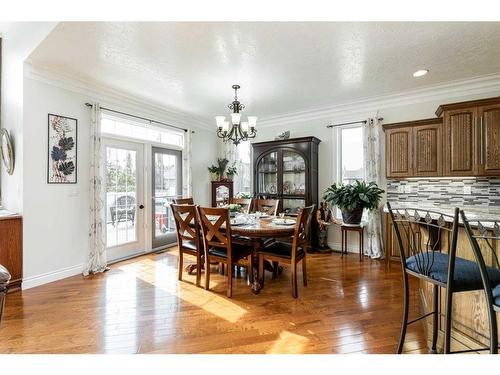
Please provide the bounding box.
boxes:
[383,201,500,223]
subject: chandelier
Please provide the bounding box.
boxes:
[215,84,257,145]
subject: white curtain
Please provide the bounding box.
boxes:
[84,103,108,276]
[222,140,251,196]
[362,115,384,259]
[182,130,193,198]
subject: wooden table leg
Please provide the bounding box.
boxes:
[359,230,363,262]
[251,239,262,294]
[341,229,344,257]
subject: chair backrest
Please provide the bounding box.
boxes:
[173,197,194,205]
[461,210,500,304]
[254,199,279,216]
[196,206,233,259]
[114,194,135,208]
[230,198,252,214]
[291,205,315,258]
[386,202,459,277]
[171,204,202,251]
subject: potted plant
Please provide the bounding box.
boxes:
[226,162,238,181]
[217,158,229,181]
[323,180,384,224]
[227,203,242,217]
[208,164,220,181]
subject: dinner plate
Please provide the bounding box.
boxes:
[272,218,296,226]
[230,219,247,226]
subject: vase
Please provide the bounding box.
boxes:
[341,207,364,225]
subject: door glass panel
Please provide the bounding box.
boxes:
[257,151,278,194]
[153,148,182,248]
[106,147,138,247]
[282,151,306,196]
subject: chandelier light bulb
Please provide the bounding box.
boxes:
[248,116,258,129]
[215,116,226,128]
[231,113,241,125]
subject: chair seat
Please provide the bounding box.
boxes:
[259,241,304,260]
[208,244,252,259]
[492,285,500,307]
[0,264,10,292]
[181,240,199,252]
[406,251,500,291]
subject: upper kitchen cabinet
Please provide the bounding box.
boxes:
[478,103,500,176]
[436,96,500,177]
[384,118,442,178]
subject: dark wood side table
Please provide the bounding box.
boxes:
[340,223,364,262]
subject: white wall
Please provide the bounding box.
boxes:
[254,88,500,253]
[0,22,56,213]
[21,75,217,288]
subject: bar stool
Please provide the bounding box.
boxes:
[341,223,364,261]
[0,264,11,324]
[461,211,500,354]
[387,202,500,354]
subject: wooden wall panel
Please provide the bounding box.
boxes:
[0,216,23,292]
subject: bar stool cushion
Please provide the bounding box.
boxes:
[491,284,500,307]
[180,240,198,252]
[208,244,252,259]
[406,251,500,291]
[0,264,11,293]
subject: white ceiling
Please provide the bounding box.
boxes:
[28,22,500,123]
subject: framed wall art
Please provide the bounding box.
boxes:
[47,114,78,184]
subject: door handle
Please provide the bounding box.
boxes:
[139,204,145,209]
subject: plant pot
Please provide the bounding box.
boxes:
[341,207,364,225]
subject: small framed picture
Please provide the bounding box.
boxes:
[47,114,78,184]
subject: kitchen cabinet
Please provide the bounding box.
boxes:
[384,118,442,178]
[478,103,500,176]
[0,215,23,292]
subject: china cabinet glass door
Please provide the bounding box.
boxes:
[281,150,306,214]
[257,151,279,196]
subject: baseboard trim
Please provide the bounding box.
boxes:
[22,264,83,290]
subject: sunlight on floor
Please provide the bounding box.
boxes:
[118,257,247,323]
[266,330,309,354]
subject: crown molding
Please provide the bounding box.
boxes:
[24,63,212,132]
[257,73,500,128]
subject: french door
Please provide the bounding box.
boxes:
[152,147,183,249]
[104,139,145,262]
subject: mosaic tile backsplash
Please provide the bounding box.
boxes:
[386,178,500,207]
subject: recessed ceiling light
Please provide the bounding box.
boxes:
[413,69,429,78]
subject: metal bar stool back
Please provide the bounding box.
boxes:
[461,210,500,354]
[387,202,459,354]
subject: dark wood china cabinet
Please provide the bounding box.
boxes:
[252,137,320,215]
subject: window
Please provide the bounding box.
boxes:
[233,141,252,195]
[337,126,364,184]
[101,113,184,148]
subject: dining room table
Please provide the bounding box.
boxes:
[226,214,297,294]
[185,213,297,294]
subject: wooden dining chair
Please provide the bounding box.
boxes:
[229,198,252,214]
[196,206,254,298]
[173,197,194,205]
[258,205,314,298]
[171,203,203,287]
[254,198,279,216]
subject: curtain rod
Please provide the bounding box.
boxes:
[85,103,188,133]
[326,117,384,129]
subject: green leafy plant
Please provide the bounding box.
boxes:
[217,158,229,177]
[226,162,238,180]
[236,192,252,199]
[323,180,384,212]
[227,204,242,213]
[208,164,219,181]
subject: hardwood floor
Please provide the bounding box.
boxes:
[0,249,427,354]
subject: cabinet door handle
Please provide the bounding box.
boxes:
[480,116,484,165]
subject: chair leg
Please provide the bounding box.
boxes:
[248,255,254,284]
[272,261,279,279]
[396,272,409,354]
[430,284,439,353]
[178,250,183,281]
[204,257,210,291]
[195,254,202,288]
[302,256,307,286]
[291,262,298,298]
[444,287,453,354]
[258,255,265,288]
[227,262,233,298]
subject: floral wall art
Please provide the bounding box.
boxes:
[47,114,78,184]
